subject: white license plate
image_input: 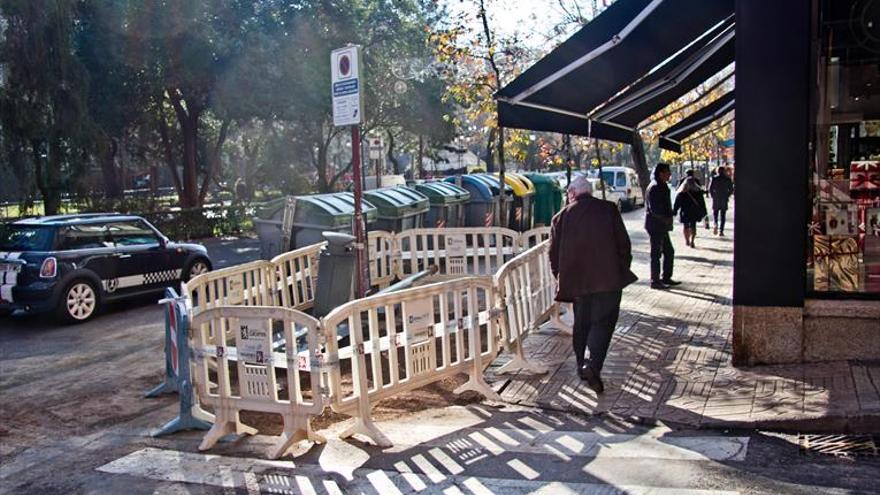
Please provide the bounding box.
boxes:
[0,263,21,273]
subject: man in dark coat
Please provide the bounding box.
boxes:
[708,166,734,236]
[645,162,680,289]
[549,176,637,393]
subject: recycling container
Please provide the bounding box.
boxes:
[490,173,534,231]
[292,192,377,248]
[445,174,512,227]
[412,182,471,228]
[524,173,563,226]
[362,186,430,232]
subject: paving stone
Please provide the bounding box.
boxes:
[492,207,874,429]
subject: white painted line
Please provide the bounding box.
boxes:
[412,453,446,483]
[506,458,540,480]
[98,448,741,495]
[429,447,465,475]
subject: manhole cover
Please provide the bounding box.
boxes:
[798,434,879,457]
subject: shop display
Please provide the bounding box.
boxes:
[813,235,860,292]
[850,161,880,199]
[823,204,852,235]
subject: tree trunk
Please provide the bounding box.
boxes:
[180,111,200,207]
[316,144,330,193]
[417,135,425,179]
[630,130,651,193]
[484,127,496,172]
[497,126,507,227]
[100,137,123,199]
[386,130,400,175]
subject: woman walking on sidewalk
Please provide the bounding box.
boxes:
[673,177,708,248]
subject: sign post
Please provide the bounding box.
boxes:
[332,45,366,298]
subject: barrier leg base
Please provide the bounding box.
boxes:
[455,372,503,402]
[152,414,212,438]
[144,378,178,398]
[340,417,392,448]
[497,354,548,375]
[268,415,326,460]
[198,415,257,451]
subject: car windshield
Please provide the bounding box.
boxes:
[0,224,55,251]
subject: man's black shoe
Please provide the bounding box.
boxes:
[661,279,682,286]
[650,280,668,289]
[580,364,604,394]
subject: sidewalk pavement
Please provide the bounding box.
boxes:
[487,209,880,433]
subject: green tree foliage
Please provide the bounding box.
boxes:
[1,0,92,214]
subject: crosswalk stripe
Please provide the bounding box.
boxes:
[340,423,750,462]
[98,448,742,495]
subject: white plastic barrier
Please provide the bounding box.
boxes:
[367,230,396,289]
[494,240,556,374]
[271,242,324,311]
[190,305,326,459]
[184,260,276,318]
[396,227,520,278]
[519,225,551,250]
[321,277,502,447]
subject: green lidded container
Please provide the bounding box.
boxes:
[524,173,564,226]
[362,186,430,232]
[412,182,471,228]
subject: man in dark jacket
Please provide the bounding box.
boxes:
[549,176,637,393]
[708,166,734,236]
[645,162,680,289]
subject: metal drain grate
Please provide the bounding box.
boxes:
[799,434,879,457]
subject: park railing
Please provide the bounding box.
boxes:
[153,226,563,460]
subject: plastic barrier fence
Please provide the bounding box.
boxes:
[271,242,324,311]
[395,227,520,278]
[321,276,502,447]
[366,230,396,289]
[145,287,214,436]
[190,305,326,459]
[519,225,551,250]
[184,260,276,318]
[494,240,555,375]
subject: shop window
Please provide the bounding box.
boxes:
[808,0,880,297]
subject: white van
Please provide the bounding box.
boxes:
[593,167,645,210]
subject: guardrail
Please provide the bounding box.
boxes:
[494,241,554,375]
[156,226,563,459]
[322,276,501,447]
[190,305,326,459]
[395,227,520,278]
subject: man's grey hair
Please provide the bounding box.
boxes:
[568,174,593,197]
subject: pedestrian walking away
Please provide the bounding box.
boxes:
[549,176,637,394]
[673,176,708,248]
[708,166,734,236]
[645,162,681,289]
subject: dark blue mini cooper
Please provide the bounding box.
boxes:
[0,214,212,322]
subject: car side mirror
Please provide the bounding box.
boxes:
[158,236,168,248]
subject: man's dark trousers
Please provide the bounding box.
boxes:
[713,207,727,233]
[572,290,622,372]
[649,231,674,281]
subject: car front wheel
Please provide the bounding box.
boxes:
[183,258,211,282]
[57,280,99,323]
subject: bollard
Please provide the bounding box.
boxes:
[147,287,214,437]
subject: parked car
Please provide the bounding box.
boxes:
[589,166,645,210]
[0,214,212,322]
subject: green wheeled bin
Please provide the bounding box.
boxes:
[292,192,378,248]
[524,173,563,226]
[412,182,471,228]
[362,186,430,232]
[445,174,513,227]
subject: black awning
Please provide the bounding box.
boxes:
[497,100,635,143]
[496,0,734,125]
[659,90,735,152]
[592,18,735,128]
